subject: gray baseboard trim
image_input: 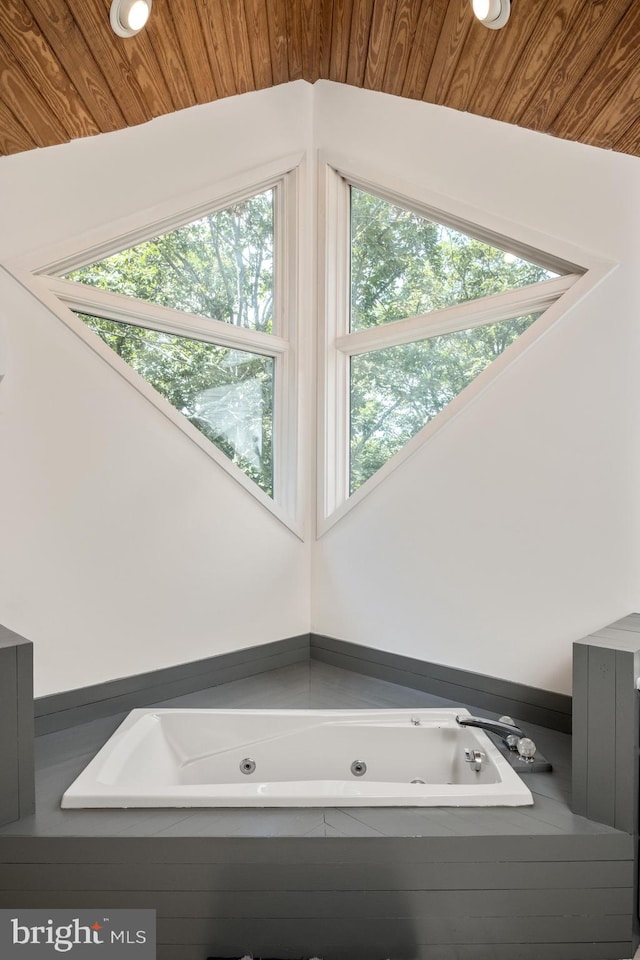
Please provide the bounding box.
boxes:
[310,634,572,733]
[34,632,572,736]
[35,635,311,735]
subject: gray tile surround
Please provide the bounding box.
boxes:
[1,660,581,839]
[0,659,634,960]
[0,625,34,826]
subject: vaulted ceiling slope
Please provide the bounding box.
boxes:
[1,0,639,159]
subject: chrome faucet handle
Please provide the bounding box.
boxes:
[499,717,520,751]
[516,737,537,762]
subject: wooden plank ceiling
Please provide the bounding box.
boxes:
[1,0,639,159]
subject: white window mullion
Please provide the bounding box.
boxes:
[317,166,351,524]
[47,276,287,359]
[271,168,301,527]
[336,273,580,357]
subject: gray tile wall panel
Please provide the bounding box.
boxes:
[164,946,632,960]
[0,887,630,916]
[0,832,633,862]
[0,645,19,826]
[573,623,640,834]
[571,642,588,818]
[0,626,34,827]
[0,861,633,895]
[571,618,640,953]
[586,645,617,826]
[5,870,637,901]
[15,639,34,818]
[0,832,634,862]
[615,648,638,833]
[0,862,633,959]
[153,915,632,946]
[2,647,637,960]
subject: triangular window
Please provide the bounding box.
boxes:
[65,190,274,331]
[40,176,296,520]
[34,164,585,535]
[350,188,560,332]
[320,176,583,523]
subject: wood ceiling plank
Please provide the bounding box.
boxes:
[145,3,198,111]
[518,0,634,134]
[244,0,274,89]
[0,36,69,147]
[549,1,640,143]
[219,0,255,93]
[266,0,290,86]
[329,0,354,83]
[317,0,334,79]
[381,0,422,98]
[346,0,375,88]
[182,0,219,103]
[300,0,320,82]
[614,115,640,156]
[109,4,176,118]
[23,0,125,134]
[444,11,499,113]
[0,1,100,142]
[198,0,238,99]
[578,66,640,150]
[423,0,472,104]
[161,0,217,106]
[66,0,154,126]
[0,99,38,156]
[401,0,448,101]
[0,0,639,160]
[285,0,305,81]
[364,0,398,91]
[492,0,588,125]
[463,0,539,118]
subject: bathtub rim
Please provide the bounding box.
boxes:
[61,707,534,809]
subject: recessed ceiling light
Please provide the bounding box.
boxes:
[110,0,152,38]
[471,0,511,29]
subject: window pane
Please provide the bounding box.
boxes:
[350,314,539,493]
[67,191,274,332]
[350,188,558,332]
[78,314,274,496]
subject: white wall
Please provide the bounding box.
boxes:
[2,79,638,698]
[312,82,640,695]
[0,83,313,696]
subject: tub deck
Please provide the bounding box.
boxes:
[0,660,633,960]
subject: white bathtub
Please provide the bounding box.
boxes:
[61,708,534,808]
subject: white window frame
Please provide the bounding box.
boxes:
[317,160,599,536]
[16,156,304,537]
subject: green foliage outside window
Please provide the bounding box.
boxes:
[349,188,557,492]
[68,191,274,332]
[351,189,556,331]
[350,315,539,493]
[63,183,561,502]
[78,314,274,496]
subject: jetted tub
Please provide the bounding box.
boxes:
[61,708,534,808]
